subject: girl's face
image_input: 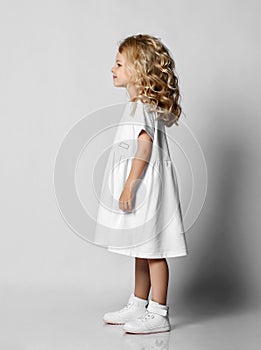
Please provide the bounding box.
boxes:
[111,51,133,87]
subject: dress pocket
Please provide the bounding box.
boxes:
[117,140,133,160]
[119,142,129,149]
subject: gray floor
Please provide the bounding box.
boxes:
[1,285,261,350]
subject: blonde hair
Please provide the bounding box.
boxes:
[118,34,183,127]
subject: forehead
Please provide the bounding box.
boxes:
[116,51,126,62]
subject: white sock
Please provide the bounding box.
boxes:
[132,293,148,302]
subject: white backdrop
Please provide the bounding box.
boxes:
[1,0,260,322]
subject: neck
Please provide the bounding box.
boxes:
[126,84,138,100]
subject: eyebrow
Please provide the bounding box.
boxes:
[116,59,122,63]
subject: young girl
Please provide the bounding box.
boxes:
[95,34,188,334]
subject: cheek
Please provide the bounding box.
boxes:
[123,68,132,80]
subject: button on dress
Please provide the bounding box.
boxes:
[94,100,188,258]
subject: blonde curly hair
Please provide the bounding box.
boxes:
[118,34,183,127]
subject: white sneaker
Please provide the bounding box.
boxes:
[103,293,148,325]
[123,300,171,334]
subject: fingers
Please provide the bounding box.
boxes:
[119,199,133,212]
[125,199,133,211]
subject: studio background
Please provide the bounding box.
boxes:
[1,0,260,348]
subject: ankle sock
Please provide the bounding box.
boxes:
[150,300,168,310]
[132,293,148,303]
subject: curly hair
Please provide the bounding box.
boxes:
[118,34,183,127]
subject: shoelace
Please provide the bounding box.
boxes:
[119,301,133,312]
[138,310,155,321]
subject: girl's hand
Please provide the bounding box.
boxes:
[119,182,134,212]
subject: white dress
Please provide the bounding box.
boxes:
[94,100,188,258]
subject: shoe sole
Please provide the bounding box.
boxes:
[104,321,125,325]
[103,318,125,325]
[123,327,171,334]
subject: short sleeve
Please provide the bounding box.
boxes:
[130,101,155,142]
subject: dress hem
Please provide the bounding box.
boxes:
[107,248,189,259]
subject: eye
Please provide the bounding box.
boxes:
[117,63,122,67]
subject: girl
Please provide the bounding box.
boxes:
[96,34,188,334]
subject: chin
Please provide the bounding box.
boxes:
[114,82,122,87]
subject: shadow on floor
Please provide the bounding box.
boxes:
[171,144,259,327]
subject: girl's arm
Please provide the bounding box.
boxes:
[119,130,152,212]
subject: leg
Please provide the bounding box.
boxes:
[148,258,169,305]
[134,257,151,300]
[122,258,170,334]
